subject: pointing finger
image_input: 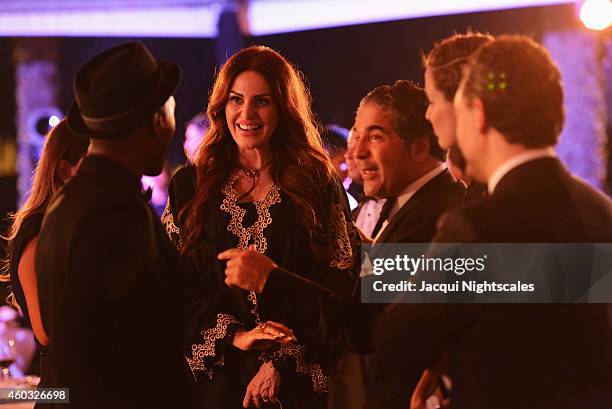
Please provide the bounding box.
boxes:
[218,248,246,260]
[243,383,253,408]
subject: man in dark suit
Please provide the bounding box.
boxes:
[345,80,466,409]
[375,35,612,409]
[36,42,191,408]
[351,80,465,244]
[221,81,465,409]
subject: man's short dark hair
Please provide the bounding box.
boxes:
[462,35,564,148]
[360,80,445,161]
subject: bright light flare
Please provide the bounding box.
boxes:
[48,115,60,127]
[579,0,612,30]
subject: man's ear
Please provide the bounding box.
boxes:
[150,111,165,138]
[472,97,488,134]
[409,137,430,162]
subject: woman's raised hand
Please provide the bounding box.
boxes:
[232,321,297,351]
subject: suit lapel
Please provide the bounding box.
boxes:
[376,169,452,244]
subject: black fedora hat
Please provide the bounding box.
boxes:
[67,42,182,139]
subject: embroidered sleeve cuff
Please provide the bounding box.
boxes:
[161,200,183,253]
[267,343,328,394]
[186,313,242,379]
[328,203,359,271]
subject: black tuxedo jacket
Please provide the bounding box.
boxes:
[376,169,466,244]
[374,157,612,409]
[359,169,465,408]
[261,168,465,409]
[36,156,191,409]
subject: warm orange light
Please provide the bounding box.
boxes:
[579,0,612,30]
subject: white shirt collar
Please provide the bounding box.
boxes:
[487,147,556,194]
[355,198,387,238]
[373,163,446,242]
[393,163,447,218]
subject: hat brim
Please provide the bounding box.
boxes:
[67,59,182,139]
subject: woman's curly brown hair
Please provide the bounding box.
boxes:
[423,32,494,101]
[180,45,336,256]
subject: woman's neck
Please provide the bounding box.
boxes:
[237,147,273,171]
[232,146,275,202]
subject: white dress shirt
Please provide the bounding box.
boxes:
[355,198,386,238]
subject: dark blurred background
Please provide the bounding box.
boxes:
[1,0,611,304]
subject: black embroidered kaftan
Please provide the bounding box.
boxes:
[162,165,360,409]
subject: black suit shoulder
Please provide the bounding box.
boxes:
[381,169,465,244]
[37,166,191,408]
[564,173,612,239]
[436,158,612,243]
[55,170,147,212]
[383,158,612,409]
[418,168,465,203]
[39,171,162,304]
[168,164,196,213]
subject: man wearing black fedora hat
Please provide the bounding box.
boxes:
[36,42,192,408]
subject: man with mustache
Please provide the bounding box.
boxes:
[352,80,465,245]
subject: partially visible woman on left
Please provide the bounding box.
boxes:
[1,119,88,347]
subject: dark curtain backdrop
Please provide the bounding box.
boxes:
[48,4,580,164]
[56,38,218,165]
[249,4,580,127]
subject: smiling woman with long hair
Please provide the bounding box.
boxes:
[162,46,359,409]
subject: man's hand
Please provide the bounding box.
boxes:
[232,321,297,351]
[219,244,278,293]
[243,361,281,408]
[410,368,452,409]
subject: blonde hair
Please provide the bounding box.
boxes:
[1,119,87,307]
